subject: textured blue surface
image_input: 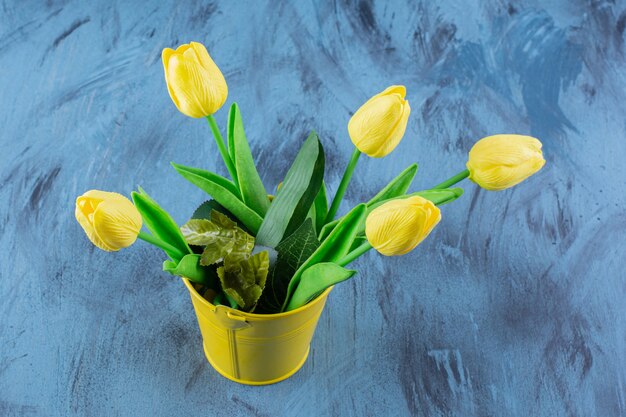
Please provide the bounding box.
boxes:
[1,1,625,416]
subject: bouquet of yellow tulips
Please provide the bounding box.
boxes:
[75,42,545,314]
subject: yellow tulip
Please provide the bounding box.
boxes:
[162,42,228,118]
[75,190,142,252]
[467,134,546,191]
[348,85,411,158]
[365,196,441,256]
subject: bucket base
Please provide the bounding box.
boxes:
[203,342,311,386]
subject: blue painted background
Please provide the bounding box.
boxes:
[1,1,625,416]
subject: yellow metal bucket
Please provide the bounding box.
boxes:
[183,279,332,385]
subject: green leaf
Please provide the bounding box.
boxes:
[191,199,248,231]
[285,263,356,311]
[228,103,270,217]
[131,187,191,261]
[411,188,464,206]
[217,251,270,312]
[257,218,320,313]
[312,181,328,235]
[180,210,255,266]
[163,254,218,288]
[256,132,325,248]
[318,218,338,242]
[368,163,418,206]
[171,162,263,234]
[282,204,366,311]
[349,235,368,252]
[192,200,226,220]
[318,164,417,241]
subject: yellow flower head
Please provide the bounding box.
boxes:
[365,196,441,256]
[467,134,546,191]
[348,85,411,158]
[75,190,142,251]
[162,41,228,118]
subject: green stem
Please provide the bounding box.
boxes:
[325,147,361,224]
[206,115,238,184]
[433,169,470,189]
[338,242,372,267]
[224,293,239,309]
[137,231,186,260]
[213,292,224,306]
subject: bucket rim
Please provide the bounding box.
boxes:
[182,278,333,319]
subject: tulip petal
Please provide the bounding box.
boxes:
[175,43,192,54]
[365,196,440,256]
[467,134,545,191]
[162,48,179,110]
[375,99,410,158]
[372,85,406,100]
[75,200,116,251]
[348,85,411,158]
[166,54,209,118]
[167,54,227,118]
[189,42,220,74]
[92,198,142,251]
[349,95,405,157]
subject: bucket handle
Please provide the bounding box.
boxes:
[212,306,251,330]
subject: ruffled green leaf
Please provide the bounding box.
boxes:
[256,132,325,248]
[131,187,191,261]
[218,251,270,312]
[257,218,320,313]
[228,103,270,217]
[285,262,356,311]
[180,210,254,266]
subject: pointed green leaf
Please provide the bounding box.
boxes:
[228,103,270,217]
[218,251,270,312]
[257,219,320,313]
[163,254,218,287]
[410,188,464,206]
[172,162,263,234]
[256,132,325,248]
[191,199,248,230]
[312,181,328,234]
[173,164,240,197]
[131,187,191,261]
[282,204,366,311]
[349,235,368,252]
[285,263,356,311]
[368,163,418,206]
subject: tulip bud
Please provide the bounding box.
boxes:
[348,85,411,158]
[75,190,142,252]
[365,196,441,256]
[467,134,546,191]
[162,42,228,118]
